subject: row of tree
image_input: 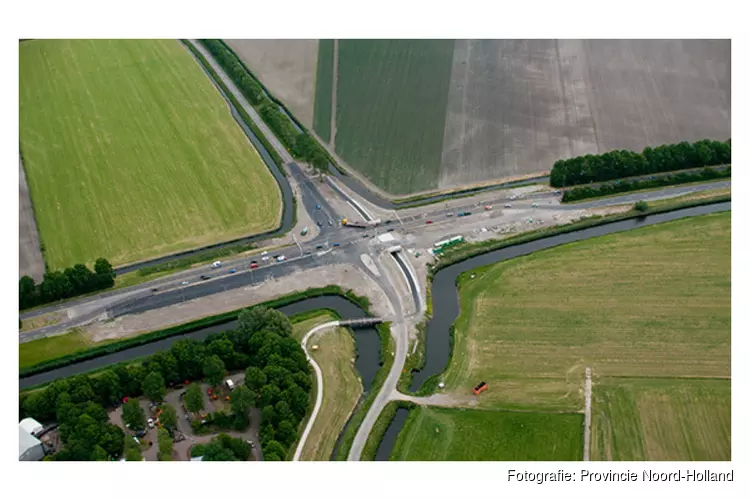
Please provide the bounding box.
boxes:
[19,258,115,310]
[561,166,731,202]
[549,139,731,187]
[198,39,330,173]
[20,306,311,461]
[191,434,252,461]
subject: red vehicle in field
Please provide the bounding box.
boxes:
[472,381,488,396]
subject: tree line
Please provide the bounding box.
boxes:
[20,306,311,461]
[550,139,731,187]
[199,39,330,173]
[19,258,116,310]
[561,166,731,202]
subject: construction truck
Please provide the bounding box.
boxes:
[342,218,381,228]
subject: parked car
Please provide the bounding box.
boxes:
[426,220,433,224]
[261,256,269,261]
[328,219,333,226]
[181,281,190,285]
[531,203,538,208]
[315,244,323,249]
[446,212,454,217]
[316,204,321,210]
[387,228,395,232]
[210,261,222,269]
[504,204,512,208]
[316,221,322,227]
[151,287,159,292]
[385,220,393,224]
[228,268,237,274]
[305,250,312,255]
[332,243,341,247]
[250,263,259,269]
[200,275,211,280]
[147,418,154,429]
[277,255,286,262]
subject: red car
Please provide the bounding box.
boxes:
[250,263,259,269]
[426,220,433,224]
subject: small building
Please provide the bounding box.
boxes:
[191,456,204,461]
[19,426,45,461]
[20,417,43,437]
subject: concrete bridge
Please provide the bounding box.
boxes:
[339,317,384,328]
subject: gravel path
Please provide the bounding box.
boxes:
[18,156,45,281]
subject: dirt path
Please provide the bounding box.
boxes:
[394,392,480,408]
[330,39,339,149]
[19,156,45,281]
[583,367,592,461]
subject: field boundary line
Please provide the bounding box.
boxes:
[583,367,591,461]
[330,39,339,149]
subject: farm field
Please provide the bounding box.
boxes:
[312,40,334,143]
[302,39,731,194]
[291,314,363,461]
[333,40,455,194]
[19,39,281,270]
[440,212,730,412]
[389,406,583,461]
[591,378,731,461]
[224,39,318,128]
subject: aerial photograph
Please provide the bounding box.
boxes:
[18,38,730,463]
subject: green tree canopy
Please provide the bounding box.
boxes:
[159,403,178,430]
[142,371,166,402]
[202,355,226,387]
[122,399,146,430]
[184,383,204,413]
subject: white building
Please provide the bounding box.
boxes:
[19,427,45,461]
[20,417,43,437]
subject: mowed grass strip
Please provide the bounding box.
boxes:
[19,328,110,369]
[19,40,281,270]
[312,40,334,143]
[291,316,363,461]
[442,212,730,411]
[389,406,583,461]
[591,378,731,461]
[334,40,455,194]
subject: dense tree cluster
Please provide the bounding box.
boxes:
[550,139,731,187]
[561,166,731,202]
[20,306,311,461]
[19,258,115,310]
[198,39,330,173]
[191,434,252,461]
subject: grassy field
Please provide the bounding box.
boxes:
[19,39,281,270]
[389,407,583,461]
[19,328,111,369]
[441,212,730,411]
[312,40,334,143]
[333,40,455,194]
[290,315,363,461]
[591,378,731,461]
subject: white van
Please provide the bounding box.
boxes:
[225,379,235,391]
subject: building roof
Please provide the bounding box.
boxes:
[19,427,42,457]
[377,233,395,243]
[20,417,43,436]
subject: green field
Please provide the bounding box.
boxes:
[291,315,363,461]
[591,378,731,461]
[389,407,583,461]
[312,40,334,143]
[440,212,730,411]
[19,39,282,270]
[333,40,455,194]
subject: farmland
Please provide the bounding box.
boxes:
[302,39,731,195]
[438,212,730,411]
[19,39,281,270]
[591,378,731,461]
[312,40,334,143]
[333,40,455,194]
[389,407,583,461]
[291,314,363,461]
[224,39,319,128]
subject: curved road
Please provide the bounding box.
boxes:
[293,320,340,461]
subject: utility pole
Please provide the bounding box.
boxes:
[292,234,302,257]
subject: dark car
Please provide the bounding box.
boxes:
[200,275,211,280]
[229,268,237,274]
[315,244,323,249]
[151,287,159,292]
[304,250,312,255]
[332,243,341,247]
[316,221,322,227]
[387,228,395,232]
[385,220,393,224]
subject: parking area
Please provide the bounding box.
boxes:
[108,372,262,461]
